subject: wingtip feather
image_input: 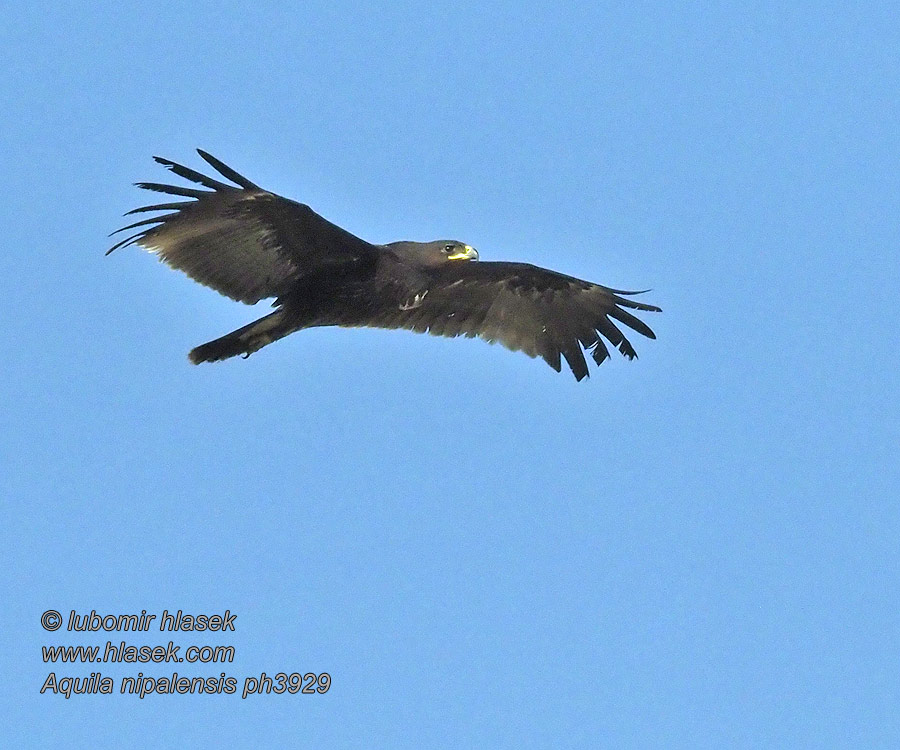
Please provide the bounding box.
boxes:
[153,155,234,191]
[195,149,260,190]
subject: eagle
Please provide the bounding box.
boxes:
[108,150,661,380]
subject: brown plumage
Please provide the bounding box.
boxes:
[109,150,661,380]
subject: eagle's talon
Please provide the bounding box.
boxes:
[400,290,428,311]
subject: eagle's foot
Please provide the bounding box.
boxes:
[399,290,428,311]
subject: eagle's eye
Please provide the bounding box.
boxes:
[442,243,456,254]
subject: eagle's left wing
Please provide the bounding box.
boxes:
[362,261,661,380]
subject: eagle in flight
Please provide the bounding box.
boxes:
[109,151,660,380]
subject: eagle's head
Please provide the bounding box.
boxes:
[436,241,479,262]
[385,240,479,267]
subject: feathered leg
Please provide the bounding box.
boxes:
[189,310,295,363]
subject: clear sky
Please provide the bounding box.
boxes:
[2,2,899,747]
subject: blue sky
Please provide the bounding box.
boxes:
[2,1,898,747]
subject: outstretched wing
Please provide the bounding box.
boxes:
[366,261,661,381]
[108,150,377,304]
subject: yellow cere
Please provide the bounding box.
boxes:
[447,245,479,261]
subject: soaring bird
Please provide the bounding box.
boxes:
[108,151,660,380]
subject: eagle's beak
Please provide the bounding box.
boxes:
[448,245,478,261]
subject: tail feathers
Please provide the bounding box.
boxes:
[189,310,294,364]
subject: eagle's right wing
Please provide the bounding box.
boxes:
[108,150,377,304]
